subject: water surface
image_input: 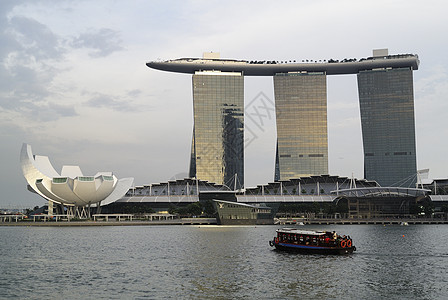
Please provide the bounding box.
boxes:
[1,224,447,299]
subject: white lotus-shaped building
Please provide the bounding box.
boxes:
[20,143,133,207]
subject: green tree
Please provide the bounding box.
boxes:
[423,202,434,217]
[409,203,422,215]
[323,203,336,215]
[442,204,448,213]
[202,200,216,216]
[177,206,189,216]
[335,201,348,214]
[168,204,178,215]
[311,202,320,214]
[187,202,202,216]
[122,204,154,214]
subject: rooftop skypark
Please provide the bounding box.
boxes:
[147,53,419,76]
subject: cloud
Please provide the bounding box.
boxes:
[127,89,142,97]
[48,102,78,117]
[71,28,124,57]
[0,9,80,125]
[26,102,77,122]
[0,64,51,104]
[1,100,77,122]
[85,94,133,112]
[83,90,151,113]
[7,15,62,60]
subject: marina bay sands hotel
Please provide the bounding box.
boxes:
[147,49,419,189]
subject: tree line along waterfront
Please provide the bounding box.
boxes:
[2,198,447,223]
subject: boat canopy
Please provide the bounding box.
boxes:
[276,228,327,236]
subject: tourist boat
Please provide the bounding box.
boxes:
[269,228,356,255]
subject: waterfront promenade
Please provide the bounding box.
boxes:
[0,217,217,226]
[2,215,447,226]
[277,218,448,225]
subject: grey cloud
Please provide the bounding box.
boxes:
[0,63,55,113]
[0,0,20,11]
[0,9,70,122]
[8,64,51,96]
[8,15,63,60]
[127,89,142,97]
[84,91,153,113]
[0,66,47,114]
[0,1,25,24]
[0,29,21,59]
[7,99,76,125]
[85,95,134,112]
[71,28,124,57]
[27,102,78,122]
[49,102,78,118]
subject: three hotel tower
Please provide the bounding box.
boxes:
[147,49,419,188]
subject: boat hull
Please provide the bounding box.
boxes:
[273,242,356,255]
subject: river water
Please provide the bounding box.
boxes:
[1,224,447,299]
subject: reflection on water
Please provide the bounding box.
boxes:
[1,225,448,299]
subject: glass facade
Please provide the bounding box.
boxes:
[78,176,94,182]
[52,177,68,183]
[357,68,417,187]
[274,72,328,181]
[189,71,244,189]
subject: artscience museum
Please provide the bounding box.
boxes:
[20,143,134,218]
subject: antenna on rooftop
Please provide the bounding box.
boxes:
[349,173,357,189]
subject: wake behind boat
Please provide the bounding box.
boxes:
[269,228,356,255]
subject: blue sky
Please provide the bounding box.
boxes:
[1,0,447,208]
